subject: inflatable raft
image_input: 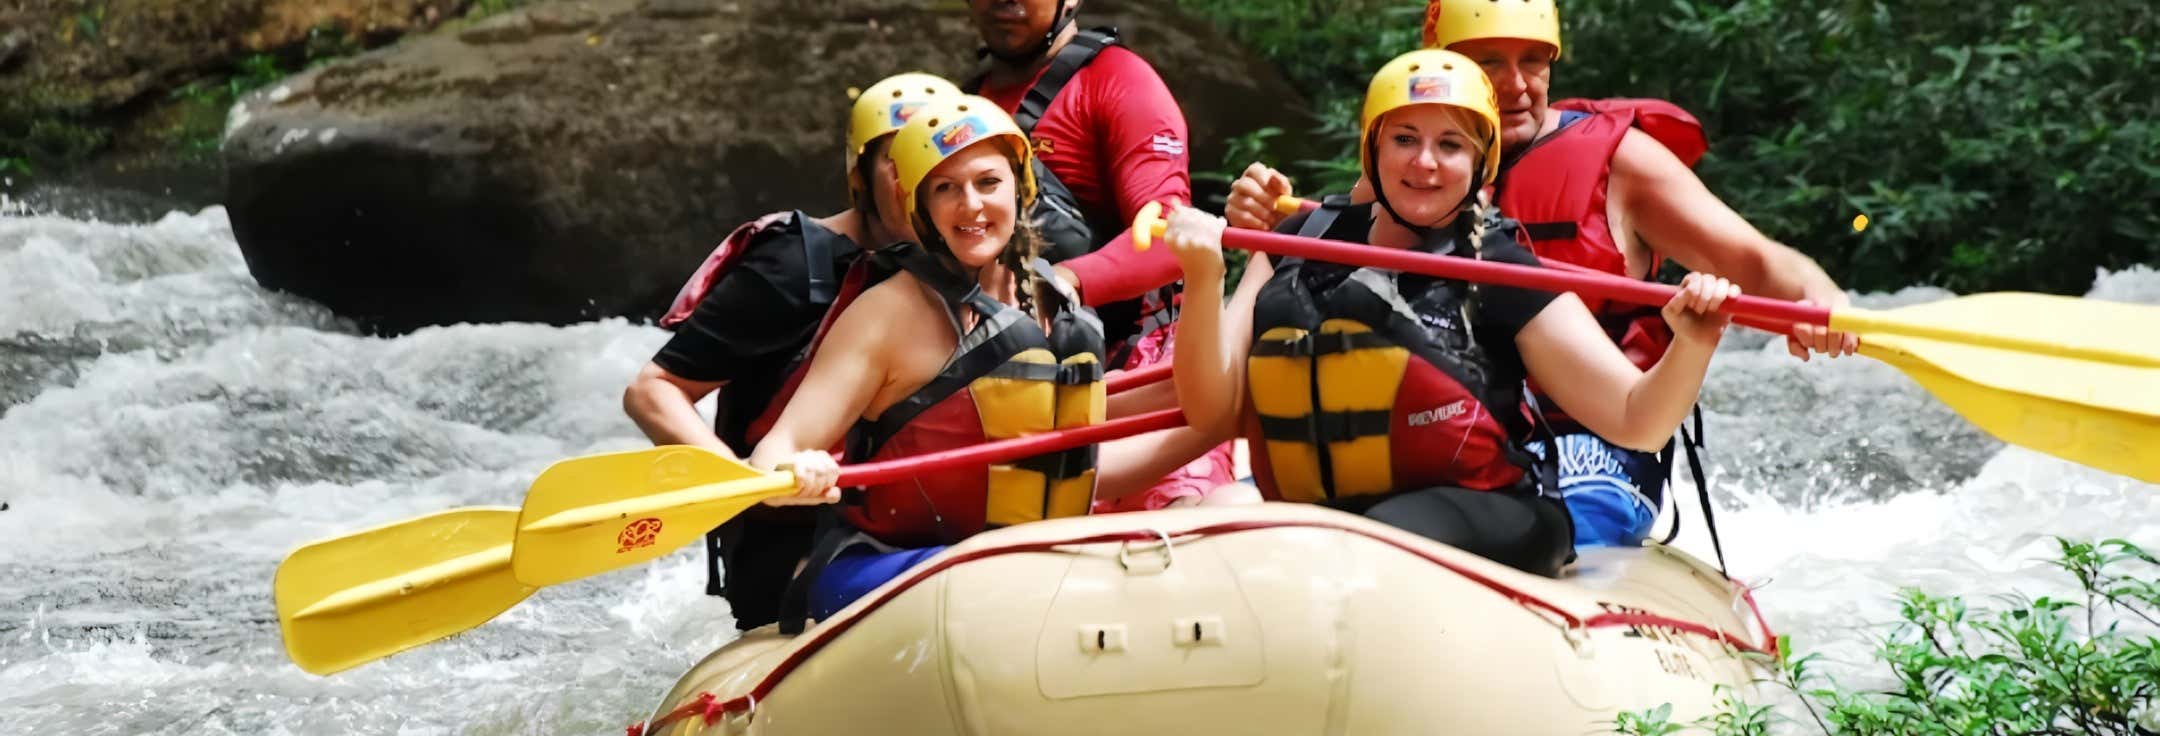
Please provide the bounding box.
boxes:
[634,503,1776,735]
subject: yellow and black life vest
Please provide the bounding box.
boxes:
[844,245,1105,547]
[1246,204,1552,503]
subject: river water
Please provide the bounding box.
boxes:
[2,206,2154,733]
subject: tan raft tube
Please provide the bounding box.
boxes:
[638,503,1777,735]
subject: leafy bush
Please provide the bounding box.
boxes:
[1613,538,2160,735]
[1173,0,2160,294]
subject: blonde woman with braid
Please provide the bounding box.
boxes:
[1158,50,1739,576]
[749,96,1212,620]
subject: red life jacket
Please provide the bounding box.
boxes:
[742,258,882,454]
[833,247,1107,547]
[1496,98,1706,428]
[664,211,797,329]
[1244,209,1548,502]
[751,243,1105,548]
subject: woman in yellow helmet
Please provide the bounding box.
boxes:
[746,96,1211,621]
[625,72,960,630]
[1160,50,1739,575]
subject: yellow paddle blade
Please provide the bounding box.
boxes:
[274,507,533,676]
[512,445,794,587]
[1836,293,2160,368]
[1861,333,2160,483]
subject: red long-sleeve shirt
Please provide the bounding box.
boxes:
[978,44,1189,307]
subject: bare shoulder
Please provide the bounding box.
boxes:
[1611,127,1694,182]
[846,274,937,328]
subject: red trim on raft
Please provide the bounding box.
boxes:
[637,518,1780,732]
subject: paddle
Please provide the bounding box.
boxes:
[274,507,533,676]
[513,407,1189,586]
[275,408,1188,675]
[1137,200,2160,483]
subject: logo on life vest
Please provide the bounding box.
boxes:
[616,517,663,553]
[889,101,926,127]
[1408,74,1452,102]
[1407,400,1469,427]
[934,116,990,156]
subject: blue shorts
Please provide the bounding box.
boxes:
[807,543,949,619]
[1528,433,1665,548]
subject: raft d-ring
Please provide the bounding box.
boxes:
[722,695,757,733]
[1562,622,1596,659]
[1116,528,1176,574]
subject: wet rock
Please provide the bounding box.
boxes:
[0,28,30,72]
[223,0,1317,333]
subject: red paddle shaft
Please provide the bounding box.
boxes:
[834,408,1187,487]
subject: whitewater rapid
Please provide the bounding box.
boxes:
[1,207,2154,733]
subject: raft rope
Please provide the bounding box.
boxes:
[629,519,1781,735]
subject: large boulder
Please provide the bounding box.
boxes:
[222,0,1317,333]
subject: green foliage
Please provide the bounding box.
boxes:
[304,25,366,69]
[1193,126,1284,290]
[71,2,107,43]
[164,53,297,153]
[466,0,540,21]
[1565,0,2160,293]
[1172,0,1424,194]
[1173,0,2160,293]
[230,53,291,98]
[20,117,109,162]
[1616,538,2160,735]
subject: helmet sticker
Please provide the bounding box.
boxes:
[889,101,925,127]
[933,116,990,156]
[1408,74,1452,102]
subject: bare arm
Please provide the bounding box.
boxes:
[1094,425,1227,502]
[1163,208,1271,443]
[745,286,904,499]
[1613,129,1855,358]
[1516,274,1734,452]
[1107,377,1177,417]
[622,364,733,458]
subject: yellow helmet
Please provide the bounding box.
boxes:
[1421,0,1563,57]
[846,72,962,204]
[890,95,1036,242]
[1360,48,1503,189]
